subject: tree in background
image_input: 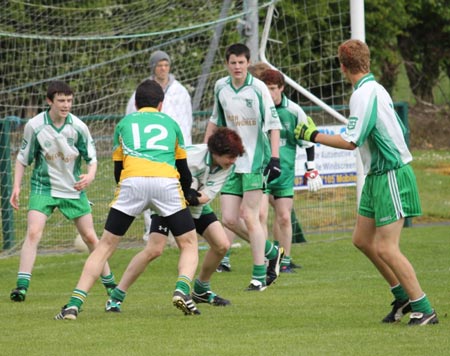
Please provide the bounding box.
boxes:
[364,0,410,94]
[397,0,450,104]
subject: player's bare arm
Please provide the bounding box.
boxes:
[9,161,26,210]
[74,162,97,191]
[269,129,280,157]
[203,121,218,143]
[315,133,357,151]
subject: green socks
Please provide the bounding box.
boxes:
[16,272,31,290]
[194,279,211,294]
[101,273,116,288]
[194,279,217,302]
[265,240,277,260]
[281,255,291,268]
[68,289,87,310]
[175,275,192,295]
[252,264,266,284]
[111,287,127,302]
[391,284,433,314]
[410,294,433,314]
[391,284,409,301]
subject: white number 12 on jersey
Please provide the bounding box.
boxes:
[131,123,169,151]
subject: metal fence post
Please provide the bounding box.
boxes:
[0,118,15,249]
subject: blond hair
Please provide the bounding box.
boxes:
[338,39,370,74]
[248,62,271,80]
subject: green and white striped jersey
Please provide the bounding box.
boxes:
[341,73,412,175]
[17,110,97,198]
[209,73,281,174]
[185,144,234,218]
[269,94,313,187]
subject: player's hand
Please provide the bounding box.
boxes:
[264,157,281,183]
[74,173,94,191]
[184,188,201,206]
[9,188,20,210]
[294,116,319,142]
[304,161,323,192]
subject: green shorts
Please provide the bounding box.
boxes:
[359,165,422,227]
[221,171,264,195]
[266,165,295,196]
[29,192,92,220]
[266,186,294,198]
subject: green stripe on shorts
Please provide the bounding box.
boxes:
[358,165,422,226]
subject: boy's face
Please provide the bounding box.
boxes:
[47,93,73,120]
[154,60,170,82]
[226,54,249,81]
[266,84,283,105]
[212,153,237,170]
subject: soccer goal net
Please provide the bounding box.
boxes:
[0,0,355,254]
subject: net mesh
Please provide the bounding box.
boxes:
[0,0,354,254]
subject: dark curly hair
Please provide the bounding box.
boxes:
[207,127,244,158]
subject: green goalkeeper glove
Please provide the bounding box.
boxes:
[294,116,319,142]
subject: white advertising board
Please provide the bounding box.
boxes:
[294,125,357,190]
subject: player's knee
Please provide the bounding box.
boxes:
[216,239,231,255]
[375,241,397,262]
[221,215,239,231]
[276,213,291,228]
[207,232,231,255]
[142,242,164,260]
[26,226,44,244]
[259,211,268,225]
[175,231,198,251]
[152,245,164,258]
[80,232,98,248]
[352,233,367,251]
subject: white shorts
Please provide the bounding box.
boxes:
[110,177,186,217]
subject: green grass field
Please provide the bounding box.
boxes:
[1,224,449,356]
[4,149,449,253]
[1,149,449,355]
[410,150,450,223]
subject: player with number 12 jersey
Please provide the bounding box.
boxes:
[112,107,187,183]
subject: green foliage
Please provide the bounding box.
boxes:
[1,225,449,355]
[397,0,450,103]
[265,0,351,105]
[364,0,409,92]
[2,0,449,120]
[0,1,239,119]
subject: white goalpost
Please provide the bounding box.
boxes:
[259,0,366,205]
[0,0,358,254]
[253,0,362,237]
[259,2,349,122]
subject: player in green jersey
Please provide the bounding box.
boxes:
[9,80,116,302]
[55,79,200,319]
[104,128,245,312]
[204,43,284,291]
[216,63,314,273]
[259,69,322,273]
[294,39,438,326]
